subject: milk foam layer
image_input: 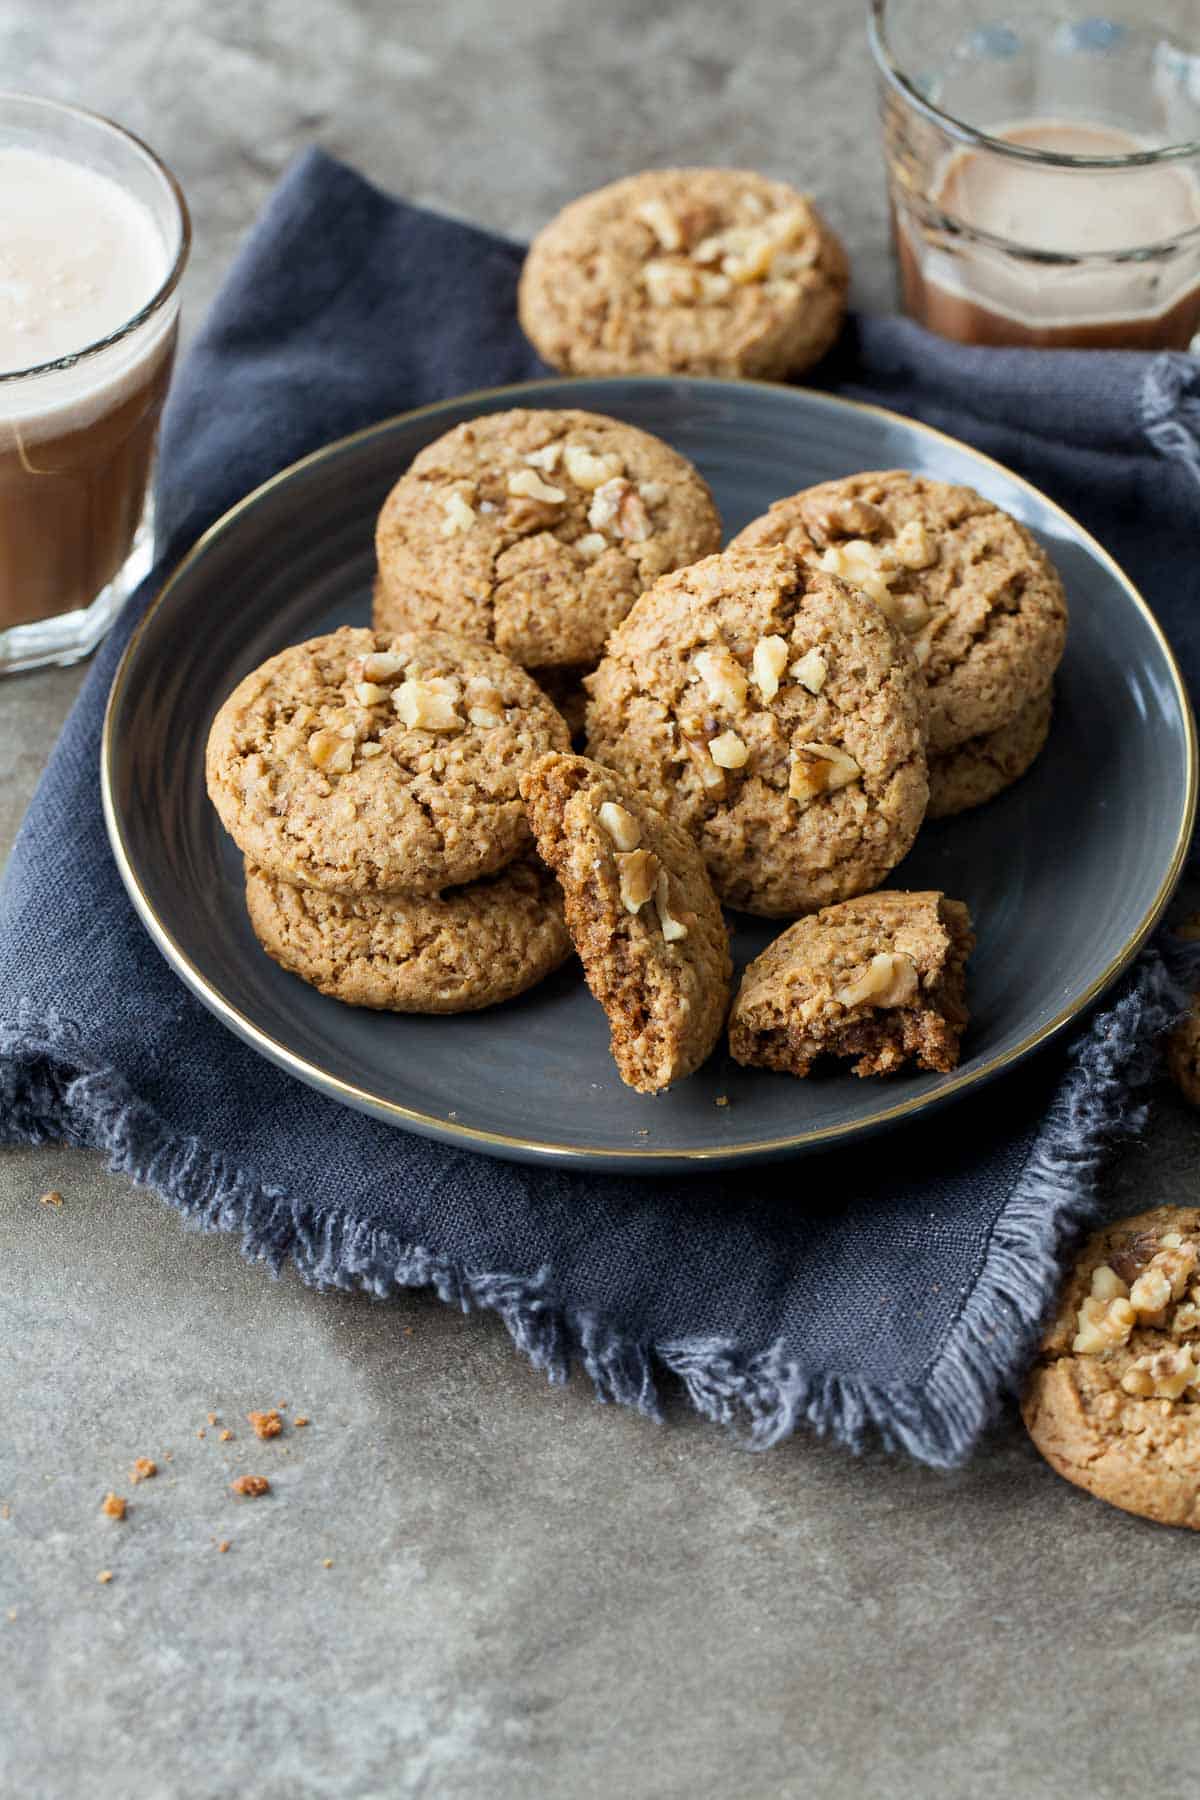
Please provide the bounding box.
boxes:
[0,147,168,373]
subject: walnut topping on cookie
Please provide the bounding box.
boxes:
[1022,1207,1200,1529]
[584,546,928,917]
[375,409,721,672]
[729,891,972,1078]
[520,752,731,1093]
[206,626,570,898]
[518,169,849,381]
[732,470,1069,754]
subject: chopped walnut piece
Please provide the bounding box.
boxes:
[788,742,861,803]
[790,648,828,694]
[1172,1300,1200,1337]
[362,651,407,682]
[1090,1263,1129,1303]
[575,532,608,562]
[247,1410,283,1441]
[101,1493,126,1520]
[523,443,562,473]
[308,728,354,774]
[616,848,661,914]
[587,478,627,532]
[818,539,897,609]
[694,646,748,712]
[654,870,688,943]
[682,734,726,792]
[893,518,938,570]
[643,259,703,306]
[563,444,623,490]
[359,742,384,760]
[353,681,391,707]
[835,952,919,1010]
[130,1459,157,1484]
[440,489,476,536]
[598,801,641,852]
[635,196,684,251]
[638,480,668,507]
[751,635,789,702]
[230,1474,270,1498]
[1120,1344,1200,1400]
[507,467,566,505]
[39,1189,64,1207]
[464,677,505,727]
[617,488,653,542]
[394,675,464,733]
[1130,1267,1174,1318]
[1072,1294,1137,1355]
[709,730,749,770]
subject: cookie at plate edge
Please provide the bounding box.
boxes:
[244,855,572,1013]
[205,625,569,898]
[926,686,1053,819]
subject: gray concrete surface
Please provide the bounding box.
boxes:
[3,3,1200,1796]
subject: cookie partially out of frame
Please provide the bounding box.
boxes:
[520,751,731,1094]
[731,471,1068,754]
[584,545,928,918]
[518,168,848,380]
[374,408,721,671]
[206,626,569,898]
[1022,1208,1200,1530]
[244,856,571,1013]
[728,890,972,1078]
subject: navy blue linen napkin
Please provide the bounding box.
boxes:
[3,149,1199,1466]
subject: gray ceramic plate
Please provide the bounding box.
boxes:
[102,377,1195,1172]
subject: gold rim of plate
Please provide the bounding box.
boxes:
[100,375,1199,1166]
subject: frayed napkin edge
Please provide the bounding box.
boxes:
[1,945,1192,1469]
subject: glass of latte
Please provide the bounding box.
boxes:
[870,1,1200,350]
[0,94,189,674]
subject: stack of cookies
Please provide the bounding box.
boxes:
[205,626,579,1016]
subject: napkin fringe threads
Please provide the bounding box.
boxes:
[0,944,1192,1468]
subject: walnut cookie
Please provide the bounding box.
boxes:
[244,856,571,1014]
[205,626,570,898]
[583,545,929,918]
[729,890,973,1079]
[730,470,1068,753]
[1022,1208,1200,1529]
[520,752,732,1094]
[374,408,721,672]
[518,168,849,381]
[926,686,1053,820]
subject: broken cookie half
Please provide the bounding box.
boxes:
[520,751,732,1094]
[728,889,973,1079]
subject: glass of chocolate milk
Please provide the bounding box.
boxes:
[0,95,189,674]
[869,1,1200,349]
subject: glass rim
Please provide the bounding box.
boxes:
[867,0,1200,166]
[0,91,191,387]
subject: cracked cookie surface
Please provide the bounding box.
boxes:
[518,168,848,380]
[927,686,1053,819]
[374,408,721,671]
[244,856,571,1012]
[728,890,972,1077]
[583,546,929,918]
[731,470,1068,753]
[206,626,570,897]
[1022,1208,1200,1529]
[520,751,731,1094]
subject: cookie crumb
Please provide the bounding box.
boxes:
[216,1540,231,1554]
[230,1475,270,1499]
[97,1570,113,1585]
[207,1413,218,1426]
[39,1190,63,1207]
[403,1328,414,1338]
[1,1504,10,1520]
[130,1458,157,1484]
[6,1608,15,1622]
[293,1416,310,1428]
[196,1429,206,1440]
[247,1410,283,1440]
[715,1094,729,1107]
[101,1493,126,1520]
[322,1558,333,1569]
[219,1430,233,1443]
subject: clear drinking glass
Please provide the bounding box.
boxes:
[0,95,190,675]
[868,2,1200,349]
